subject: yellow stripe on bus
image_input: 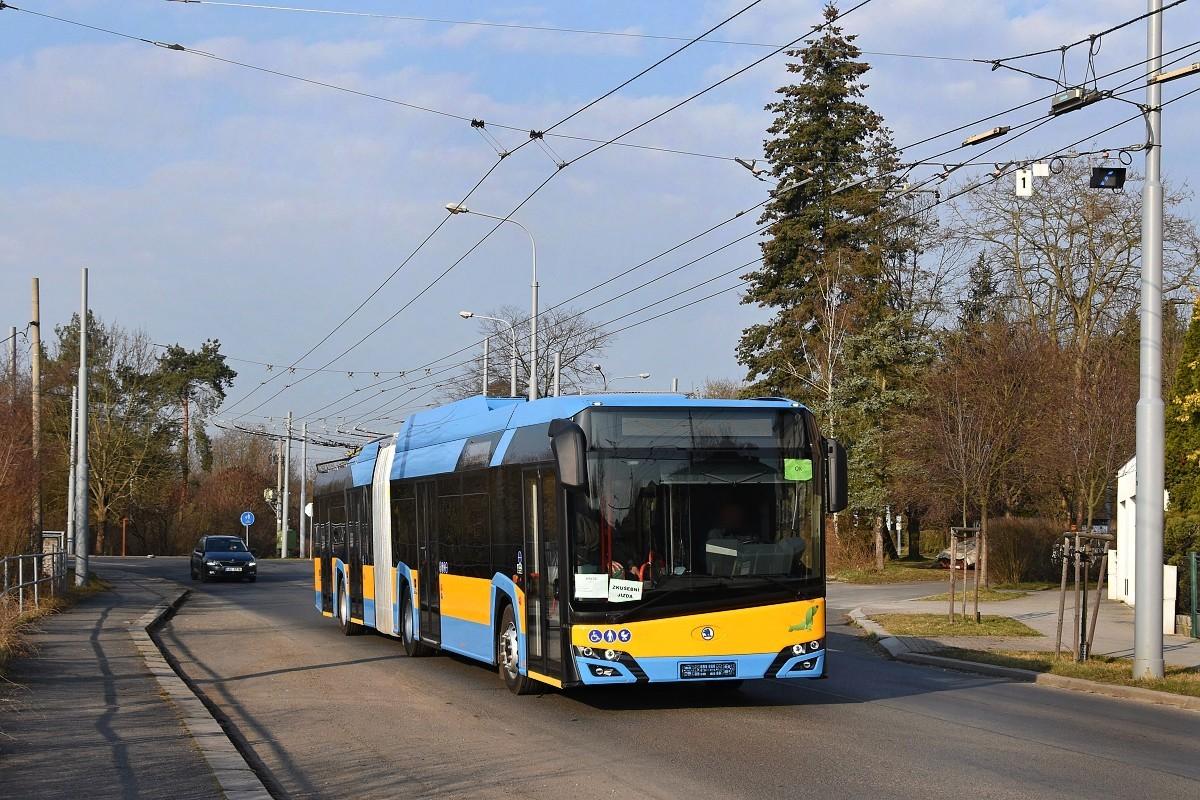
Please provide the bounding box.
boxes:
[362,565,375,600]
[526,670,562,689]
[438,574,493,625]
[570,598,825,658]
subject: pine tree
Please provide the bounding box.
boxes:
[1165,297,1200,604]
[738,2,891,424]
[958,252,999,327]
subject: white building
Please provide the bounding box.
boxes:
[1109,455,1177,634]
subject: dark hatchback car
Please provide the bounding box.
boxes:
[190,535,258,582]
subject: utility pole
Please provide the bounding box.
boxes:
[552,352,561,397]
[482,336,490,396]
[299,421,308,559]
[66,388,77,558]
[30,277,42,551]
[275,436,283,557]
[1135,0,1166,680]
[7,325,15,400]
[75,268,89,587]
[282,411,292,558]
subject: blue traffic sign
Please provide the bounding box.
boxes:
[240,511,255,527]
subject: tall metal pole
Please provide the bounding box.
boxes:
[300,422,308,559]
[275,437,283,555]
[528,228,538,401]
[30,277,42,551]
[553,352,561,397]
[7,325,15,400]
[482,335,489,396]
[1135,0,1166,680]
[75,268,89,587]
[509,329,518,398]
[65,388,77,559]
[282,412,292,558]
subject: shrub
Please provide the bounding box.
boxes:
[987,517,1064,584]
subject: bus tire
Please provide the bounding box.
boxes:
[401,587,429,657]
[497,604,536,695]
[338,581,360,636]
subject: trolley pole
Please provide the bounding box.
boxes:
[75,268,89,587]
[1135,0,1166,680]
[282,412,292,558]
[30,277,42,552]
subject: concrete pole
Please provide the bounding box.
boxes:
[7,325,15,400]
[300,421,308,559]
[30,277,42,551]
[482,335,489,396]
[275,437,283,555]
[65,388,77,559]
[672,377,679,393]
[553,352,561,397]
[509,331,518,398]
[282,412,292,558]
[1135,0,1166,680]
[75,268,89,587]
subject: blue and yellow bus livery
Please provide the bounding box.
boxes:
[312,393,846,694]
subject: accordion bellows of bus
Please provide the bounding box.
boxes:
[311,392,847,694]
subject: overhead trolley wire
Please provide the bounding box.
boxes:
[166,0,978,62]
[229,0,875,421]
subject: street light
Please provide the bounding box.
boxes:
[613,372,652,383]
[445,202,539,400]
[459,310,518,397]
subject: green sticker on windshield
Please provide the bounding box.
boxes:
[784,458,812,481]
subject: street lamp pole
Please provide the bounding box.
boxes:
[1135,0,1166,680]
[446,204,538,400]
[460,311,518,397]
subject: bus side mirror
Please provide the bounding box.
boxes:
[548,418,588,491]
[824,438,848,513]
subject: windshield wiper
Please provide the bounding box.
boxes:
[728,574,803,596]
[611,575,728,621]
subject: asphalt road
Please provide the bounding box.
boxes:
[98,557,1200,800]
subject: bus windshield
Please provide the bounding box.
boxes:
[570,408,820,613]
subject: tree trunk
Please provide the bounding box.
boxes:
[906,504,922,560]
[874,514,885,572]
[979,493,990,589]
[95,505,108,555]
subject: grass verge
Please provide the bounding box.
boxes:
[831,559,946,584]
[919,588,1028,602]
[932,647,1200,698]
[1,575,109,673]
[872,612,1040,637]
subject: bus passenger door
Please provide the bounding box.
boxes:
[416,481,441,644]
[524,469,563,679]
[348,490,364,620]
[318,516,333,613]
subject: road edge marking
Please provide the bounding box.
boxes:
[848,607,1200,714]
[130,588,274,800]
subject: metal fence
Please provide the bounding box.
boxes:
[1,550,72,614]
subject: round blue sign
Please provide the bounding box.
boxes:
[240,511,255,527]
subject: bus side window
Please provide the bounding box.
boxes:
[438,476,462,572]
[492,468,523,578]
[391,480,416,569]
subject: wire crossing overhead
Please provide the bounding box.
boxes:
[166,0,978,62]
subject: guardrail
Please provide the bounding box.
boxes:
[1,550,71,614]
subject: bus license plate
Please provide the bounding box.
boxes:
[679,662,737,679]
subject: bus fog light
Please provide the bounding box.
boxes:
[810,640,821,651]
[802,660,813,670]
[604,649,617,661]
[581,647,594,658]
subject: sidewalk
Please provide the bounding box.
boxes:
[0,569,223,799]
[860,587,1200,667]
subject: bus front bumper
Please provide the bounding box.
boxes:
[572,640,825,685]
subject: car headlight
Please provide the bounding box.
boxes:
[247,561,256,567]
[206,560,219,566]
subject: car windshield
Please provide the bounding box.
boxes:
[569,408,820,612]
[207,539,247,553]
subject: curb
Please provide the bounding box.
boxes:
[849,607,1200,713]
[131,589,274,800]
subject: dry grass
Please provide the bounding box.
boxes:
[919,588,1029,602]
[0,576,108,672]
[933,648,1200,698]
[830,559,948,584]
[872,613,1041,637]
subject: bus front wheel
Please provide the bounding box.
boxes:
[498,604,536,695]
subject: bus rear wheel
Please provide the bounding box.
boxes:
[338,582,360,636]
[497,604,536,695]
[401,588,429,657]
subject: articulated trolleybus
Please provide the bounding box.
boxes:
[312,393,847,694]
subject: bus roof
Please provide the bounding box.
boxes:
[331,393,806,489]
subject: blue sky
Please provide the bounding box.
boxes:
[2,1,1198,451]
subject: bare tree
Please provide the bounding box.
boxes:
[698,378,745,399]
[444,305,611,400]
